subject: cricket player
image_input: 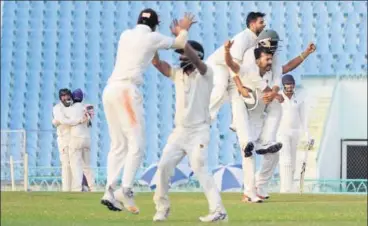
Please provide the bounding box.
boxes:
[224,41,282,203]
[277,74,313,193]
[52,89,88,191]
[69,88,95,192]
[225,40,317,201]
[101,9,195,213]
[151,40,227,222]
[239,42,317,199]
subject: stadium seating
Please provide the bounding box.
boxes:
[0,1,367,181]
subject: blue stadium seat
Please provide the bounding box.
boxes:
[359,14,367,53]
[353,1,367,13]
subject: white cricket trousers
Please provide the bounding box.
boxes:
[102,82,145,190]
[154,125,225,213]
[69,137,95,191]
[57,137,71,192]
[208,63,252,149]
[278,132,300,193]
[242,104,280,197]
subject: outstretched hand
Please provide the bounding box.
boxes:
[170,19,181,36]
[224,40,234,52]
[179,12,197,30]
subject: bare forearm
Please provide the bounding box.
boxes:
[184,43,207,74]
[282,51,311,74]
[225,50,240,74]
[233,76,250,97]
[152,52,172,77]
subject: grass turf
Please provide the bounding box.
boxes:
[1,192,367,226]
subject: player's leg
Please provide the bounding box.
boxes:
[208,64,230,121]
[229,83,254,156]
[114,86,145,214]
[153,132,185,221]
[256,101,283,154]
[58,141,72,192]
[255,152,279,199]
[81,140,95,191]
[68,137,84,192]
[241,119,263,203]
[186,126,227,222]
[290,134,300,182]
[101,86,127,211]
[278,134,293,193]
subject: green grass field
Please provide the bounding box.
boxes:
[1,192,367,226]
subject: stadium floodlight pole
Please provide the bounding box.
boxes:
[10,156,15,191]
[300,139,315,194]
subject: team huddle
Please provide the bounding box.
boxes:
[53,8,316,222]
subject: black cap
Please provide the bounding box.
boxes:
[282,74,295,85]
[175,40,205,60]
[137,8,159,30]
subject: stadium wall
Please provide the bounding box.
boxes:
[317,77,368,179]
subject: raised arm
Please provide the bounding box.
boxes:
[183,43,207,75]
[282,43,316,74]
[152,52,172,77]
[224,40,241,75]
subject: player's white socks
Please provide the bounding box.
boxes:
[280,164,293,193]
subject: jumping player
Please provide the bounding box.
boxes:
[151,40,227,222]
[100,9,195,214]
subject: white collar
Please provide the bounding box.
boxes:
[135,24,152,32]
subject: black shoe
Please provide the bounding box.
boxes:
[256,142,283,155]
[244,142,254,158]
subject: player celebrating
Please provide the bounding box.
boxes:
[100,9,194,214]
[52,89,74,191]
[69,89,95,192]
[277,74,313,193]
[151,40,227,222]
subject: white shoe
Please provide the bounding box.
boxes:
[101,189,123,211]
[241,194,263,203]
[114,188,140,214]
[153,208,170,222]
[256,187,270,200]
[199,211,228,222]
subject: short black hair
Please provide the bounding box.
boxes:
[246,12,266,28]
[137,8,159,31]
[254,46,273,60]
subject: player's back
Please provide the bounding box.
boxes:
[69,103,90,139]
[207,29,257,65]
[108,25,173,85]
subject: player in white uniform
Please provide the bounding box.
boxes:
[277,74,313,193]
[151,40,227,222]
[101,9,195,214]
[52,89,88,191]
[224,41,282,202]
[240,42,317,199]
[68,89,95,192]
[225,40,317,200]
[206,12,269,158]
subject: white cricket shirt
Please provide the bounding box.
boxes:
[69,103,90,139]
[278,91,309,137]
[53,103,71,138]
[108,24,175,85]
[170,66,213,128]
[241,46,283,88]
[207,29,257,65]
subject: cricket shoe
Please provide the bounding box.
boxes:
[255,142,282,155]
[199,210,228,223]
[243,142,255,158]
[114,188,140,214]
[256,187,270,200]
[241,194,263,203]
[153,208,170,222]
[101,189,123,211]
